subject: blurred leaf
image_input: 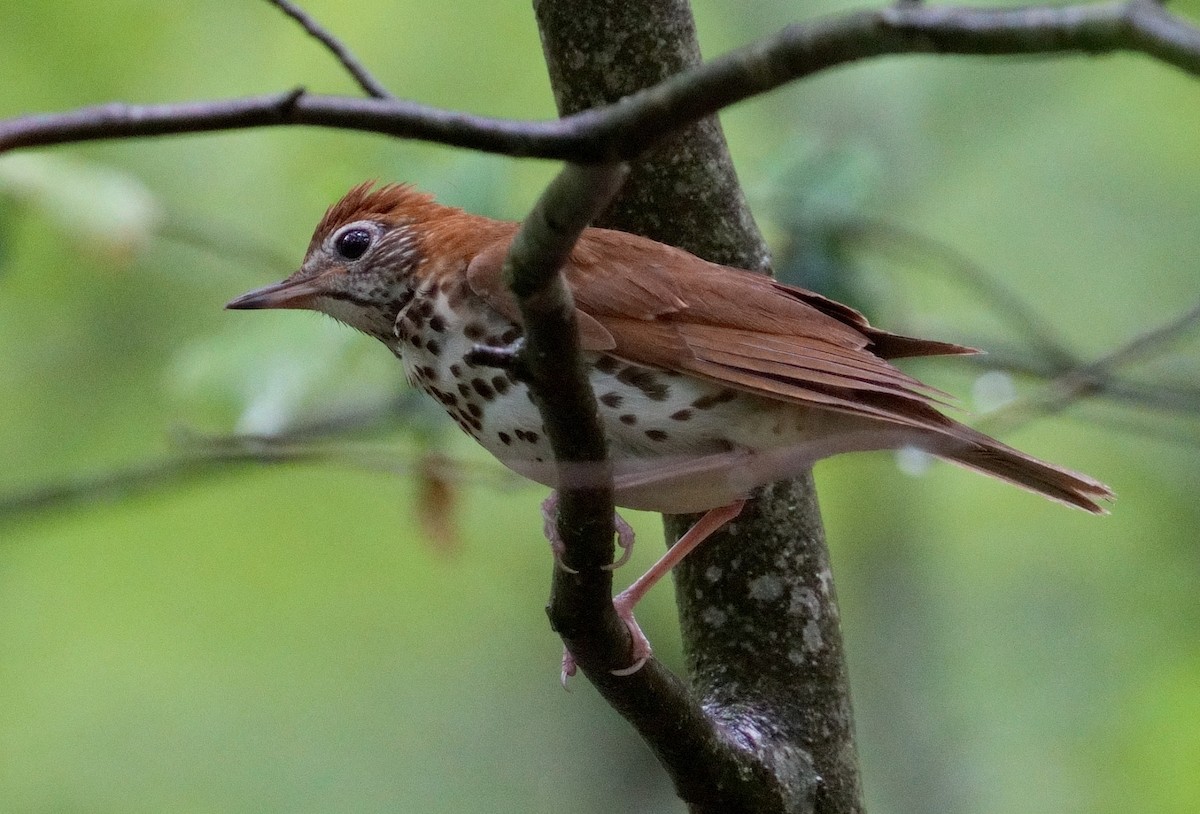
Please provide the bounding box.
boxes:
[167,318,404,435]
[413,452,464,556]
[754,140,883,303]
[0,153,163,262]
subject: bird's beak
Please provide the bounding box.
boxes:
[226,275,321,311]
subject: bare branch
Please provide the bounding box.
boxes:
[263,0,394,98]
[0,422,518,531]
[4,2,1200,160]
[975,299,1200,431]
[535,3,835,810]
[499,160,792,810]
[1087,299,1200,369]
[503,162,626,586]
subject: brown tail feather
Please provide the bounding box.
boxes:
[939,426,1114,514]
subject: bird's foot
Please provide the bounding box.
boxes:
[541,492,634,573]
[541,493,578,574]
[603,513,636,571]
[557,597,653,685]
[609,589,653,676]
[560,647,577,688]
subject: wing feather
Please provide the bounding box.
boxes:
[465,223,970,427]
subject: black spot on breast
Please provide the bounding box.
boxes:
[645,429,669,442]
[471,378,494,400]
[425,339,441,356]
[491,376,510,395]
[599,392,623,408]
[693,389,738,410]
[428,314,446,333]
[498,432,512,445]
[619,414,637,425]
[594,356,621,375]
[670,408,693,421]
[617,366,668,401]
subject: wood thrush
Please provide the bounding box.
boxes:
[228,182,1112,674]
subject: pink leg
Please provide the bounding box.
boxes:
[610,500,746,676]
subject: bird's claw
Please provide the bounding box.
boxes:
[609,590,653,676]
[558,596,653,684]
[560,647,577,688]
[542,494,580,574]
[542,492,634,574]
[602,513,636,571]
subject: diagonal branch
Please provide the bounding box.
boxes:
[263,0,394,98]
[3,2,1200,159]
[498,161,794,811]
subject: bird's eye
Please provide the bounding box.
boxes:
[334,227,373,260]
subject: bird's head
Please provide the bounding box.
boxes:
[226,182,449,342]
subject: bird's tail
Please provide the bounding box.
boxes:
[937,424,1113,514]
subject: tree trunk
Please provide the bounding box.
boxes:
[533,2,866,812]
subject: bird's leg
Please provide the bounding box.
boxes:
[549,496,745,679]
[561,649,578,687]
[609,499,746,676]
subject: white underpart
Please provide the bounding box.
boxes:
[392,290,925,513]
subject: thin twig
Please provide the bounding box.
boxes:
[4,2,1200,159]
[0,431,519,529]
[1086,299,1200,369]
[263,0,393,98]
[977,299,1200,431]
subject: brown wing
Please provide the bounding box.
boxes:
[468,225,972,429]
[466,224,1112,513]
[464,239,617,351]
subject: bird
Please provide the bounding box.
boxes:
[227,181,1113,675]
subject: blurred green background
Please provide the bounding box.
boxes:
[2,1,1199,812]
